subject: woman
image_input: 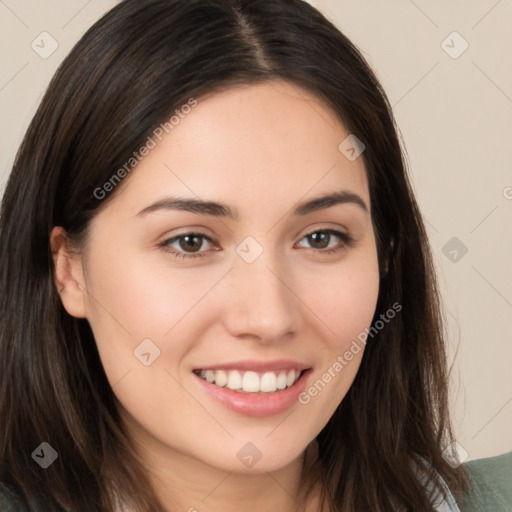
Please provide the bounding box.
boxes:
[0,0,469,510]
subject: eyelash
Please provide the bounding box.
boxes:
[158,229,355,259]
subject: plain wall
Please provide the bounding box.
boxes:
[1,0,510,462]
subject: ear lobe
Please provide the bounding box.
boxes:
[50,226,88,318]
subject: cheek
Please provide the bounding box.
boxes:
[82,247,227,388]
[304,248,380,349]
[295,247,380,414]
[84,247,211,338]
[81,251,207,430]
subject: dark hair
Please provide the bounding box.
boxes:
[0,0,468,510]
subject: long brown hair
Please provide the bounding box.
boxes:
[0,0,467,510]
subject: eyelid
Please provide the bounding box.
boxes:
[296,223,350,239]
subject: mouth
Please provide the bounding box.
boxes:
[191,362,313,417]
[192,368,304,394]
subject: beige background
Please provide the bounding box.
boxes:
[1,1,510,462]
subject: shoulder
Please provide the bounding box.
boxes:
[457,451,512,512]
[411,457,462,511]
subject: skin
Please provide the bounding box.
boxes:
[51,79,380,512]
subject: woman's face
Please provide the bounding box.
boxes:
[57,80,380,474]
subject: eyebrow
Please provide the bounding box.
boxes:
[136,190,368,220]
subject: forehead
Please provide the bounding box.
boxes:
[99,79,369,218]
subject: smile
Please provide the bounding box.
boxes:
[192,361,313,417]
[193,368,303,393]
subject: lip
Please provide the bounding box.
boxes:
[192,367,313,417]
[193,359,311,372]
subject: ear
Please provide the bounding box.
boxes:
[50,226,88,318]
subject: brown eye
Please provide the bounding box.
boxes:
[306,232,331,249]
[159,233,214,258]
[296,229,354,253]
[176,234,204,252]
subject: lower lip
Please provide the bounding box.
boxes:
[192,369,312,417]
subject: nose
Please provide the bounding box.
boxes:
[221,252,301,344]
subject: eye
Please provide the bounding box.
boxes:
[296,229,354,254]
[159,228,354,260]
[159,233,214,259]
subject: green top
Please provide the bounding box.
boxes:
[458,451,512,511]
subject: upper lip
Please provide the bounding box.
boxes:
[194,359,312,372]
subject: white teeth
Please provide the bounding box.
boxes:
[242,371,260,392]
[214,369,228,387]
[197,368,302,393]
[276,371,287,389]
[226,370,242,390]
[260,372,277,393]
